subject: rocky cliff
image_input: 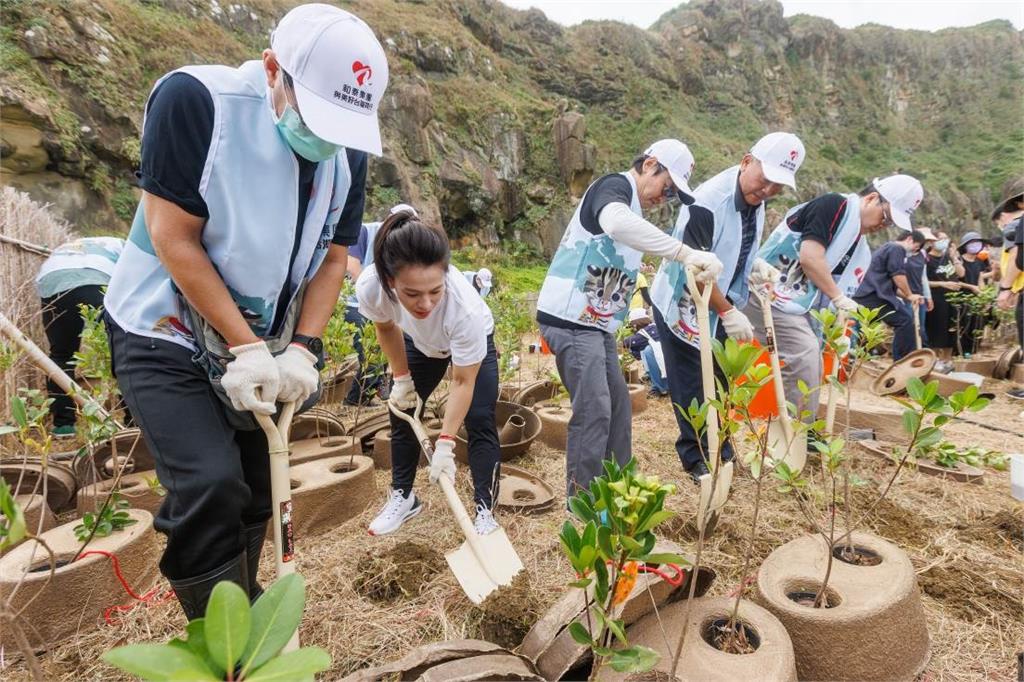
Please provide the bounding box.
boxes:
[2,0,1022,252]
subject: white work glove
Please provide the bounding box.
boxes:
[748,258,781,288]
[830,294,859,313]
[720,308,755,342]
[388,373,417,411]
[275,344,320,404]
[429,438,457,485]
[677,244,723,283]
[222,341,279,415]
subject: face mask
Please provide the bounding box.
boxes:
[275,104,341,162]
[934,239,949,252]
[964,242,983,255]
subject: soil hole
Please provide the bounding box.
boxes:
[512,490,535,501]
[474,572,542,649]
[832,545,882,566]
[353,541,444,603]
[329,462,357,474]
[787,588,840,609]
[29,558,72,573]
[625,672,681,682]
[701,617,761,654]
[290,479,301,490]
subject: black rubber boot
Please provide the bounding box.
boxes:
[168,550,249,621]
[244,521,269,602]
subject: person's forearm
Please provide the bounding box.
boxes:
[375,321,409,377]
[599,203,685,260]
[295,245,348,338]
[153,228,257,347]
[798,242,841,300]
[892,274,912,299]
[440,369,477,438]
[709,284,732,315]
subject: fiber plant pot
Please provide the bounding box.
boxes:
[857,438,984,485]
[926,370,983,398]
[1,458,78,512]
[535,404,570,451]
[871,350,935,396]
[755,531,930,681]
[521,540,717,681]
[628,383,647,415]
[286,455,377,538]
[341,639,542,682]
[76,470,165,517]
[511,380,561,408]
[289,435,361,466]
[0,509,159,651]
[623,365,641,384]
[454,402,541,464]
[951,357,997,376]
[371,419,441,470]
[0,495,56,557]
[74,428,156,486]
[498,384,518,402]
[495,464,556,514]
[603,596,796,682]
[289,407,348,442]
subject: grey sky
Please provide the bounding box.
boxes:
[499,0,1024,31]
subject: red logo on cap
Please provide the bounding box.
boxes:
[352,61,372,86]
[789,150,799,161]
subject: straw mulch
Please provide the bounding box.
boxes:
[2,351,1022,681]
[0,188,73,417]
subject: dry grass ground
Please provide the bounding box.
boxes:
[3,347,1022,681]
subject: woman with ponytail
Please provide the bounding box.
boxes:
[356,209,501,536]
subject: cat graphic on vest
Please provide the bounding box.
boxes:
[577,264,636,328]
[674,291,700,342]
[773,253,809,304]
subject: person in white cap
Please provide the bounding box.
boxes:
[463,267,494,298]
[650,131,803,482]
[343,203,416,405]
[751,173,924,419]
[536,140,722,497]
[854,228,931,360]
[102,3,389,619]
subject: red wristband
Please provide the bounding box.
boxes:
[438,433,456,442]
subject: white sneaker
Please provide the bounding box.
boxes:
[368,489,422,536]
[474,505,499,536]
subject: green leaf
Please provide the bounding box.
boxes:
[906,377,925,403]
[568,621,593,646]
[640,552,689,567]
[0,425,18,436]
[204,580,251,674]
[11,397,27,428]
[635,509,673,534]
[596,525,614,559]
[102,644,218,681]
[568,577,593,589]
[240,573,306,675]
[605,617,627,645]
[246,647,331,681]
[609,645,660,673]
[901,410,920,436]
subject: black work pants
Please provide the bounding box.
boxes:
[41,285,106,427]
[389,334,500,508]
[653,307,734,471]
[106,318,271,581]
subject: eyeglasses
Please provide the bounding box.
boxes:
[881,202,895,228]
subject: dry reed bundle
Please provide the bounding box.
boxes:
[0,187,73,420]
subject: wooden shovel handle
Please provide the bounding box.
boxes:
[753,285,794,443]
[683,267,719,457]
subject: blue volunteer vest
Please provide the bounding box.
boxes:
[536,172,643,334]
[650,166,761,347]
[758,193,862,314]
[105,61,352,350]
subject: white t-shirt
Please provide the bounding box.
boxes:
[356,265,495,365]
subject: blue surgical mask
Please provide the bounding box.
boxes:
[934,239,949,252]
[275,104,341,163]
[964,242,983,255]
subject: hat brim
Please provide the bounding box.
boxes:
[665,168,696,205]
[293,79,383,156]
[891,209,912,231]
[761,164,797,190]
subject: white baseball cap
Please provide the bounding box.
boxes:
[749,132,805,189]
[477,268,493,287]
[644,139,696,205]
[271,4,389,156]
[874,174,924,231]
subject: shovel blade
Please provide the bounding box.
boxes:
[768,419,807,474]
[445,527,524,604]
[696,461,734,535]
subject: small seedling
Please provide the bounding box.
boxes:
[73,492,136,542]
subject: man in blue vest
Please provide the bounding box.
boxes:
[749,174,925,419]
[343,204,415,405]
[464,268,494,298]
[103,4,387,619]
[537,139,723,497]
[651,132,804,482]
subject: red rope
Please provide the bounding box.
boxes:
[76,550,175,625]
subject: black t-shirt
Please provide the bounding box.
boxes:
[904,251,927,295]
[961,257,990,286]
[854,241,907,304]
[138,72,367,331]
[783,193,860,277]
[577,173,634,236]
